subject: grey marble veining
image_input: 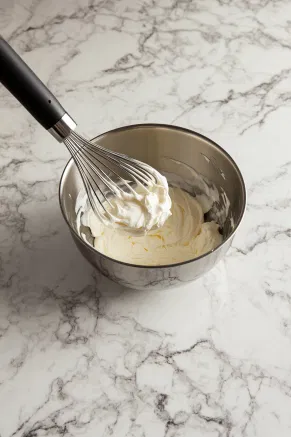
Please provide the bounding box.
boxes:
[1,0,291,436]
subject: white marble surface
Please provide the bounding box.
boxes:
[1,0,291,435]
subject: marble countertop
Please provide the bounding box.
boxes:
[1,0,291,436]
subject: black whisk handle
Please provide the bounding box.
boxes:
[0,36,75,140]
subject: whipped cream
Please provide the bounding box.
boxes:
[80,187,222,266]
[92,165,172,235]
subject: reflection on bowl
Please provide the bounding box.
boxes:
[59,124,246,291]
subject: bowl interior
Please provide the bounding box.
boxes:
[60,124,245,248]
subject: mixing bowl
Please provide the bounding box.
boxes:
[59,124,246,290]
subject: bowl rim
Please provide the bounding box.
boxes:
[59,123,246,269]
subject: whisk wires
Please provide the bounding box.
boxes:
[64,131,157,222]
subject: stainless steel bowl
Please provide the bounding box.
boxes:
[59,124,246,290]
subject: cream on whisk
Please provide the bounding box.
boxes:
[83,166,172,234]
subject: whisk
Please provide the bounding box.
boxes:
[0,36,159,228]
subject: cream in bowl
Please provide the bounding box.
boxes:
[59,124,246,291]
[77,186,222,265]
